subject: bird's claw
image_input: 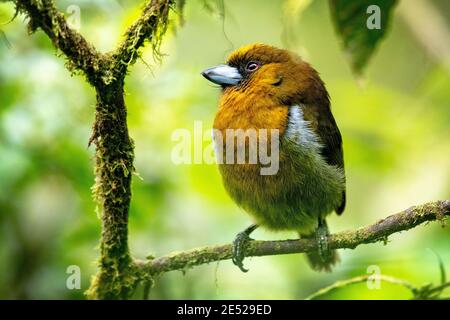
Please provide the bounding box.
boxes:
[231,224,258,272]
[232,231,252,272]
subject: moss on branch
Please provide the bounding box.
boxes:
[15,0,102,85]
[85,81,136,299]
[12,0,174,299]
[112,0,174,78]
[137,200,449,277]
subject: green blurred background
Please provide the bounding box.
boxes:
[0,0,449,299]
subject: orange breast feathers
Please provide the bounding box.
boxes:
[212,54,319,132]
[213,93,287,168]
[213,63,291,135]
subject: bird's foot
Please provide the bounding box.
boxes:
[232,224,258,273]
[316,221,331,262]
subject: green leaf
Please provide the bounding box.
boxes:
[0,30,11,49]
[329,0,398,75]
[201,0,225,18]
[428,249,446,285]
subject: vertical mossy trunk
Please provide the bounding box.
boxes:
[16,0,173,300]
[86,80,140,299]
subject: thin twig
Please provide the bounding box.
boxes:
[305,275,450,300]
[305,274,415,300]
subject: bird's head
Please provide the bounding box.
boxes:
[202,43,327,105]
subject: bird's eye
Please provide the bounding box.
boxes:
[245,62,260,72]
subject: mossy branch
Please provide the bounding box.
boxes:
[11,0,174,299]
[112,0,174,77]
[136,200,449,276]
[14,0,174,83]
[14,0,102,85]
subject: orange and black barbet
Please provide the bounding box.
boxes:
[202,44,346,272]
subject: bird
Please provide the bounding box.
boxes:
[201,43,346,272]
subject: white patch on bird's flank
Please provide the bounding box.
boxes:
[285,105,322,151]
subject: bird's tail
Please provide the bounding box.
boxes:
[301,220,340,272]
[305,247,339,273]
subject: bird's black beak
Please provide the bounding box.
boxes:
[201,65,242,86]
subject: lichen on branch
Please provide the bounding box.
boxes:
[137,200,449,277]
[112,0,174,78]
[14,0,102,84]
[85,81,137,299]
